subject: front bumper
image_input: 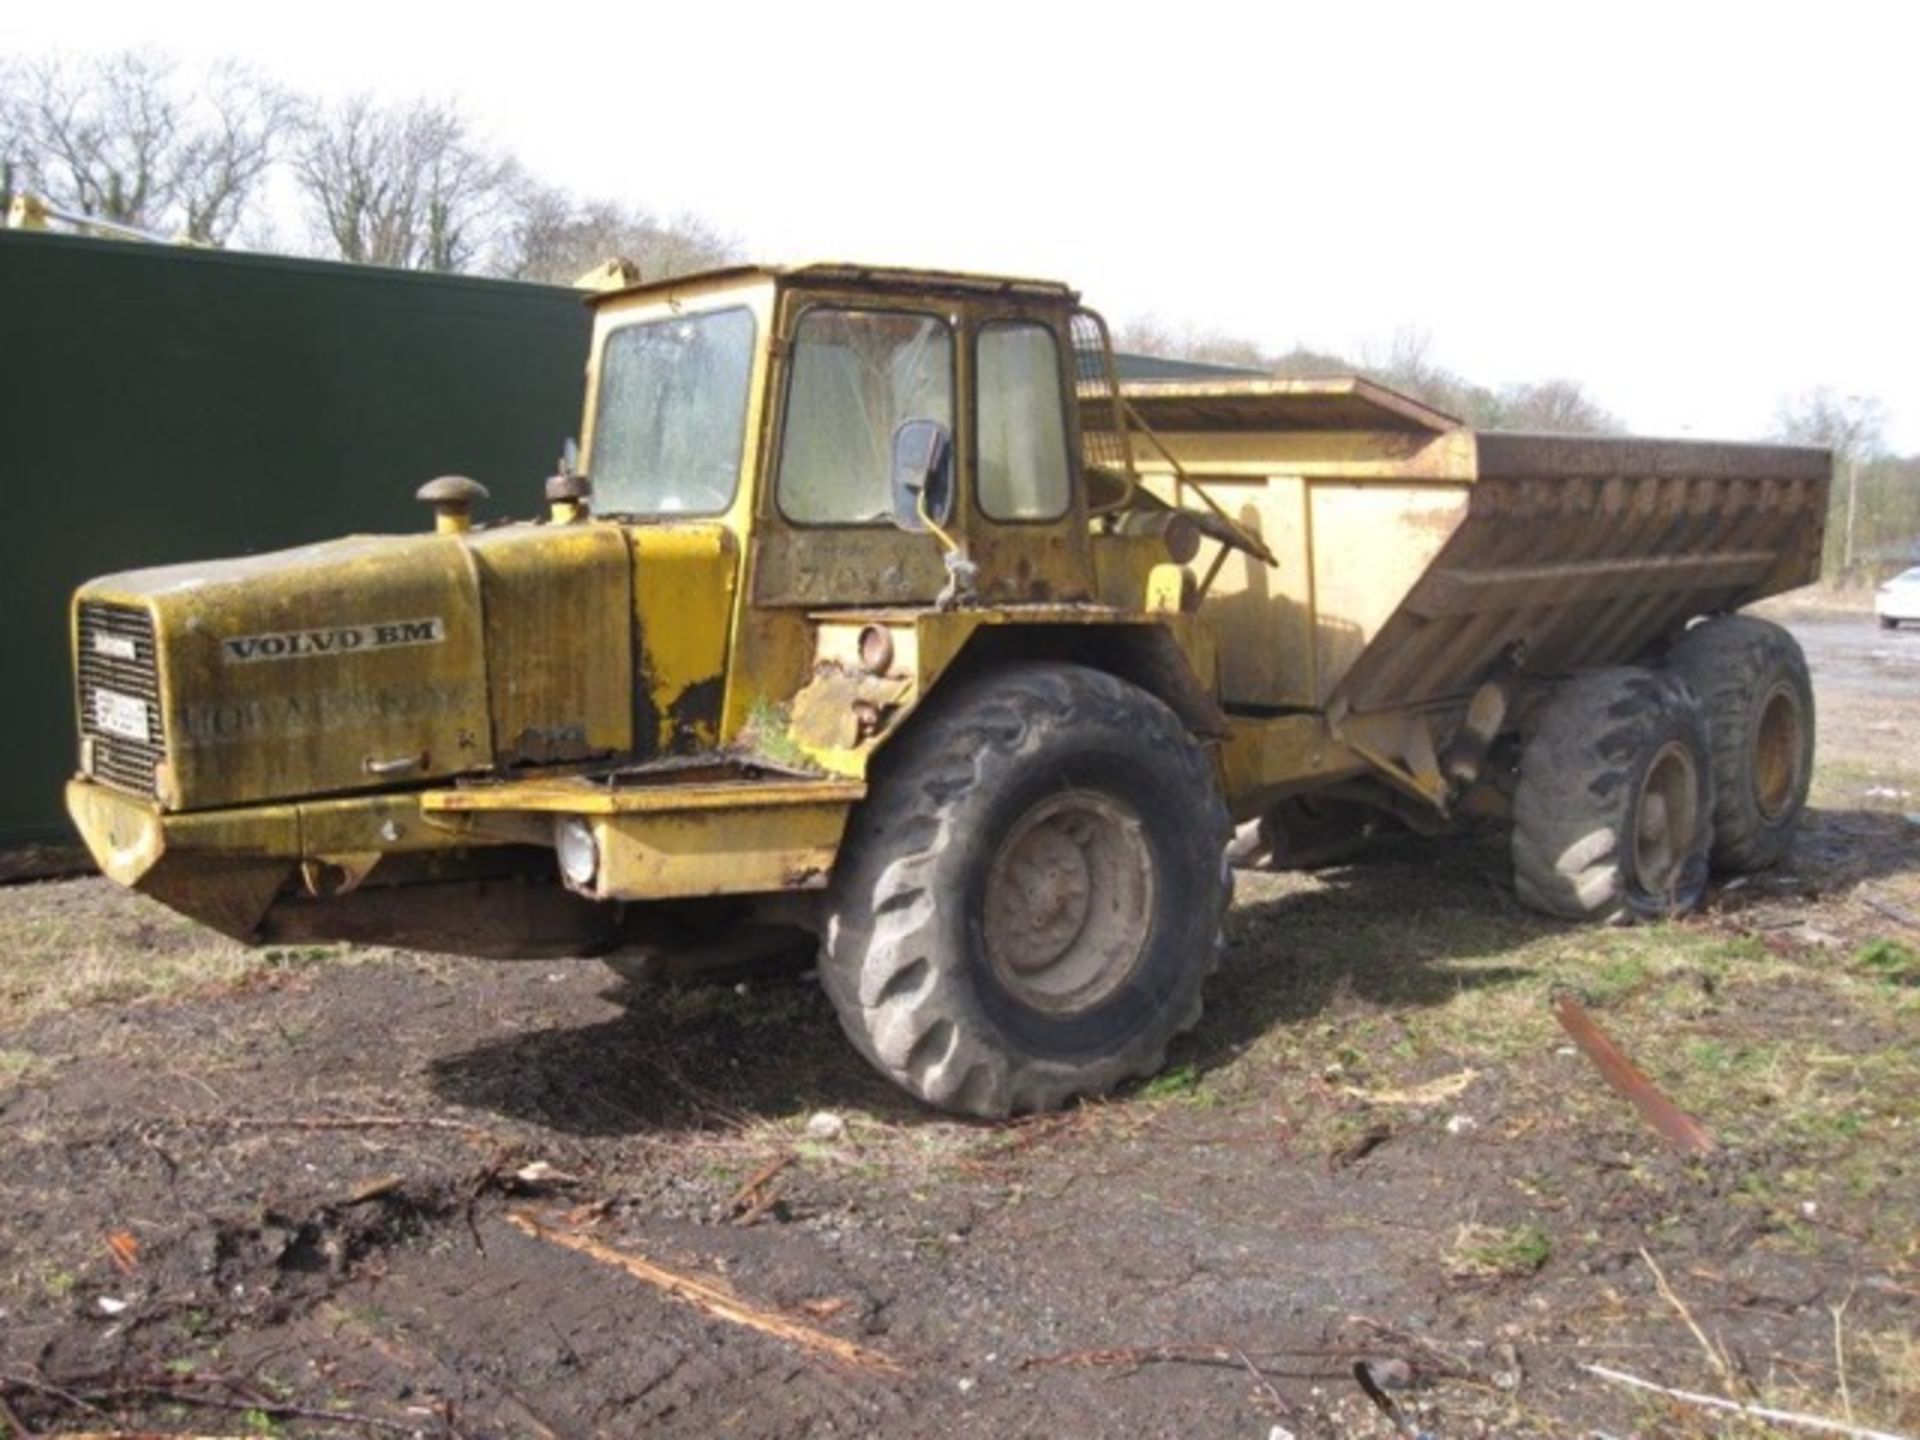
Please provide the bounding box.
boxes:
[66,780,475,938]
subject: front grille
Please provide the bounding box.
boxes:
[77,602,165,797]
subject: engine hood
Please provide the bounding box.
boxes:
[78,533,491,809]
[75,524,636,812]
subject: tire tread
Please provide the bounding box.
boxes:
[820,664,1229,1116]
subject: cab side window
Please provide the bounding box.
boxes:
[976,322,1072,522]
[778,308,953,525]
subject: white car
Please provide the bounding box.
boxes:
[1878,565,1920,630]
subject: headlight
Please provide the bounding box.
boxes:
[555,816,599,889]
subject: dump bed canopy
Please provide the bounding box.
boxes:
[1119,376,1460,435]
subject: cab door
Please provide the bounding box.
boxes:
[749,294,1094,610]
[751,294,961,608]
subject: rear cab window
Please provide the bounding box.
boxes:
[975,321,1073,522]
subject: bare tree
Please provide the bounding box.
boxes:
[1775,388,1890,577]
[6,49,290,242]
[495,182,737,286]
[291,95,517,272]
[176,61,297,244]
[1492,378,1622,434]
[1112,315,1623,432]
[1365,326,1455,400]
[1111,313,1266,368]
[1266,343,1354,379]
[1774,387,1885,461]
[1,57,30,206]
[1361,328,1499,425]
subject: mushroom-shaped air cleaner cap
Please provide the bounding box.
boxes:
[416,475,490,534]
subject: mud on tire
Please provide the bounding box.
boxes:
[1663,615,1814,874]
[1512,667,1714,923]
[821,663,1231,1117]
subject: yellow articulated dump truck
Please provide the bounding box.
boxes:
[66,264,1829,1115]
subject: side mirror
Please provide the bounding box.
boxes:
[890,418,954,533]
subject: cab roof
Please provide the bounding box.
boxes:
[585,261,1079,308]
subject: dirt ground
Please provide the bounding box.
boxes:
[1,617,1916,1439]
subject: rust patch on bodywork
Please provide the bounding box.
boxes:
[668,675,725,752]
[789,668,913,752]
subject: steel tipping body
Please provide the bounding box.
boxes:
[1117,377,1827,820]
[1339,430,1827,716]
[1117,378,1828,720]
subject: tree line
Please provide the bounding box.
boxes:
[1117,320,1917,584]
[3,48,1911,582]
[0,48,736,283]
[1116,315,1628,436]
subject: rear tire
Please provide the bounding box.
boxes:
[1664,615,1814,874]
[1512,667,1713,923]
[1882,616,1901,631]
[821,664,1231,1116]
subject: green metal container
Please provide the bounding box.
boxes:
[0,231,591,848]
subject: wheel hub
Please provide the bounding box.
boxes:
[982,791,1154,1014]
[1632,741,1701,896]
[1751,680,1805,822]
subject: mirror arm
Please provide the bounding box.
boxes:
[916,488,960,554]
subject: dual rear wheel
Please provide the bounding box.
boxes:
[1511,616,1813,923]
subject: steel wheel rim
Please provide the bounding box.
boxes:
[1632,741,1700,895]
[982,790,1154,1014]
[1751,680,1804,822]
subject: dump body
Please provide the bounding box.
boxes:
[1123,378,1827,717]
[1112,377,1828,819]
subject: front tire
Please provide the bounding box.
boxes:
[821,664,1231,1116]
[1664,615,1814,874]
[1512,668,1714,923]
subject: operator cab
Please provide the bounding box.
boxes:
[580,263,1098,612]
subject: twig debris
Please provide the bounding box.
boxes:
[1639,1247,1739,1397]
[1858,890,1920,932]
[1582,1363,1912,1440]
[1554,996,1716,1154]
[506,1210,901,1373]
[725,1152,795,1227]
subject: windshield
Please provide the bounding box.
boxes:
[590,307,756,516]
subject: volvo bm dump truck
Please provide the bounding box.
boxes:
[66,264,1830,1116]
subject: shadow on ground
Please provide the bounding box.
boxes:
[1781,807,1919,889]
[429,807,1908,1137]
[428,831,1547,1136]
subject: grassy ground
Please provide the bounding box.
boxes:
[1,880,300,1029]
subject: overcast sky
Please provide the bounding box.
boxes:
[7,1,1915,447]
